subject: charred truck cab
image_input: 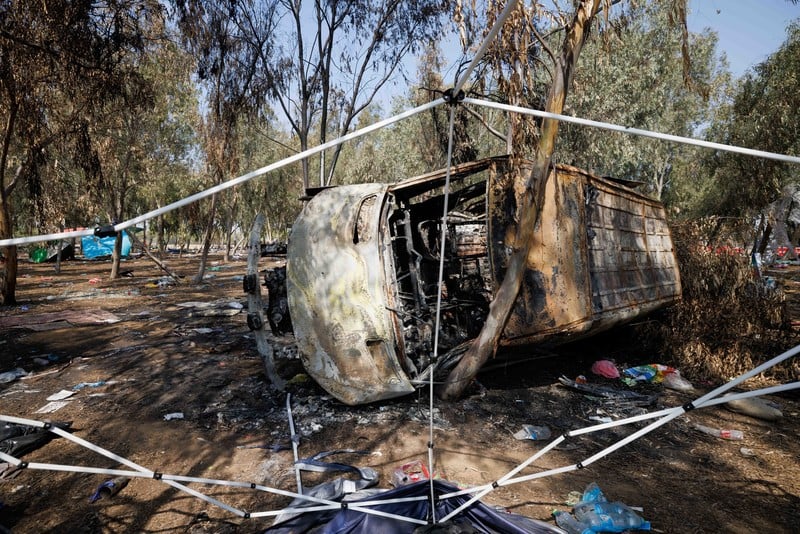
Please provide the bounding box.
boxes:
[286,156,681,405]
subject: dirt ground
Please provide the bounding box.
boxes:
[0,252,799,533]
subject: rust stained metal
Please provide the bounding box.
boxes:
[490,159,682,346]
[286,156,681,405]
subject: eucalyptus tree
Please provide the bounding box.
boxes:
[132,41,200,256]
[234,116,302,246]
[334,101,430,186]
[173,0,280,281]
[0,0,161,304]
[697,21,800,227]
[268,0,449,189]
[556,2,727,201]
[93,38,199,278]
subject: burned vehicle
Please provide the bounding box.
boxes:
[286,156,681,405]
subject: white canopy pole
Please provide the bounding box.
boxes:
[451,0,519,95]
[466,97,800,165]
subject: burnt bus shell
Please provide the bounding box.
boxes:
[286,156,681,405]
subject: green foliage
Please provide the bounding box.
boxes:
[0,0,163,217]
[333,99,430,186]
[234,117,303,243]
[693,21,800,220]
[0,0,164,301]
[127,40,201,249]
[555,3,728,201]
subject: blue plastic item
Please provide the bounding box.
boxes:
[574,500,651,533]
[89,477,129,503]
[81,233,131,259]
[556,482,651,534]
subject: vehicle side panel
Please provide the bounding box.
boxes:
[489,160,595,345]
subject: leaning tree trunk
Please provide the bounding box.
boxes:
[441,0,602,400]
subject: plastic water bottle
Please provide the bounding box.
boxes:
[573,501,651,531]
[554,510,586,534]
[693,423,744,440]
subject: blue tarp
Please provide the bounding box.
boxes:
[265,480,561,534]
[81,233,131,259]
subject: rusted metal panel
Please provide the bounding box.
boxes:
[286,184,415,405]
[488,161,681,345]
[584,174,682,331]
[488,159,595,345]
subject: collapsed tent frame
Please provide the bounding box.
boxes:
[1,367,799,525]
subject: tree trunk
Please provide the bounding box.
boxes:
[127,230,181,282]
[111,232,123,279]
[224,227,232,262]
[157,213,166,256]
[54,235,63,275]
[194,192,218,283]
[441,0,602,400]
[0,199,17,305]
[246,213,285,390]
[223,200,233,262]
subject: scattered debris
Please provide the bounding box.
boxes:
[557,376,658,407]
[565,491,583,506]
[662,370,694,392]
[725,396,783,421]
[236,442,290,452]
[44,288,140,301]
[191,328,215,335]
[621,364,676,384]
[73,381,113,390]
[620,364,694,392]
[287,373,310,385]
[391,460,429,487]
[0,310,121,330]
[512,424,552,441]
[89,477,130,503]
[0,421,72,458]
[178,300,243,317]
[0,368,28,384]
[146,276,176,288]
[35,401,71,414]
[554,482,650,533]
[693,423,744,440]
[588,416,613,424]
[591,360,620,379]
[740,447,757,457]
[46,390,76,401]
